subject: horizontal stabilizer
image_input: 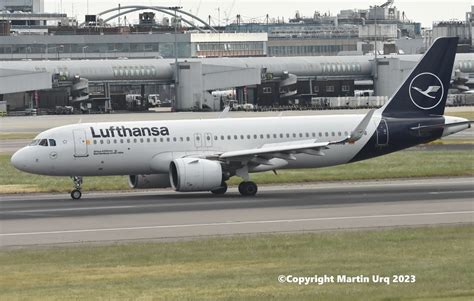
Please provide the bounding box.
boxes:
[410,121,472,132]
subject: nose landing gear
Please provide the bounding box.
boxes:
[70,176,83,200]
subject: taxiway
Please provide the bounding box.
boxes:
[1,177,472,248]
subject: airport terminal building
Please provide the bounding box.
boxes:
[0,2,473,113]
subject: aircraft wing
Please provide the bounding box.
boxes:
[217,109,375,161]
[219,140,331,160]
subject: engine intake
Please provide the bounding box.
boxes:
[169,158,222,192]
[128,174,171,189]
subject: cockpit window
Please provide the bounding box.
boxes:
[38,139,49,146]
[29,139,40,146]
[49,139,56,146]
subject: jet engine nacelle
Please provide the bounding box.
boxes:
[128,174,171,189]
[169,158,222,192]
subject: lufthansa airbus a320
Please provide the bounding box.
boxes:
[11,37,472,199]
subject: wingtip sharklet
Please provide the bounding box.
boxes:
[343,109,375,144]
[349,109,375,142]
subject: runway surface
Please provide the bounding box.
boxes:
[1,177,473,248]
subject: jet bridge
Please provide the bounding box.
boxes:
[175,61,262,111]
[0,69,52,95]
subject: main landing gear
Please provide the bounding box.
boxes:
[238,181,258,197]
[70,176,83,200]
[210,181,258,196]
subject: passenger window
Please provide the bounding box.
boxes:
[186,137,190,141]
[299,133,303,138]
[280,134,283,138]
[107,140,111,144]
[153,138,157,142]
[133,139,137,143]
[180,137,184,142]
[319,133,322,137]
[227,135,231,140]
[325,132,329,137]
[305,133,309,137]
[312,133,316,137]
[266,134,270,139]
[39,139,48,146]
[49,139,56,146]
[121,139,124,143]
[127,139,130,143]
[240,135,244,140]
[173,137,177,142]
[93,140,97,145]
[234,135,238,140]
[221,135,225,140]
[147,138,150,143]
[114,139,117,144]
[100,140,104,144]
[214,136,218,140]
[293,133,296,138]
[260,134,264,139]
[338,132,342,136]
[247,135,251,139]
[286,133,290,138]
[160,138,164,142]
[166,138,170,142]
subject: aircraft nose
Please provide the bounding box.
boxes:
[11,148,28,172]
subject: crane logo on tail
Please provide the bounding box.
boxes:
[408,72,444,110]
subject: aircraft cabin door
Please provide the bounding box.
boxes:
[73,129,89,157]
[376,119,389,146]
[194,133,202,148]
[204,133,213,148]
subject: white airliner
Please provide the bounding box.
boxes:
[11,37,472,199]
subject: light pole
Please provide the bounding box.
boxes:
[82,46,88,59]
[168,6,182,85]
[25,46,31,59]
[373,5,378,81]
[57,45,64,60]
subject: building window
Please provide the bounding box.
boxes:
[342,85,350,92]
[326,86,335,92]
[263,87,272,94]
[313,86,319,93]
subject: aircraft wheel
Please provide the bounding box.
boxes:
[211,182,228,195]
[70,189,82,200]
[238,181,258,196]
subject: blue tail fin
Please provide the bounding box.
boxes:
[381,37,458,117]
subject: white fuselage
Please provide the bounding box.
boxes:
[11,114,378,177]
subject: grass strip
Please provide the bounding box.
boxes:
[1,150,473,194]
[0,225,472,300]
